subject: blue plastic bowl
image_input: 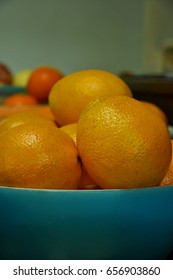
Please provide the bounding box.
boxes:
[0,86,26,104]
[0,185,173,260]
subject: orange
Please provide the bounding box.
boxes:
[49,69,133,126]
[79,165,98,190]
[27,66,63,102]
[60,122,96,189]
[60,123,77,144]
[0,105,35,120]
[160,140,173,186]
[4,94,38,106]
[77,95,172,189]
[0,123,82,189]
[0,105,55,121]
[141,101,168,124]
[0,111,57,135]
[29,105,56,121]
[79,184,102,190]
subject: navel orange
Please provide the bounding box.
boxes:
[49,69,133,126]
[77,95,172,189]
[0,123,82,189]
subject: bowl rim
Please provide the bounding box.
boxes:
[0,184,173,193]
[0,85,26,95]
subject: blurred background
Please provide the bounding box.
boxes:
[0,0,173,75]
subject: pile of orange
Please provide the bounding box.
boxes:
[0,68,172,190]
[0,65,63,122]
[1,65,63,114]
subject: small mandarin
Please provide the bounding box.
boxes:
[27,66,63,102]
[4,94,38,106]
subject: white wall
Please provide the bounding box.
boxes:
[143,0,173,73]
[0,0,145,75]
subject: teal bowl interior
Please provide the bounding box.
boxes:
[0,86,26,103]
[0,185,173,260]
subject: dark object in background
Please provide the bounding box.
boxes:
[122,74,173,126]
[0,62,13,85]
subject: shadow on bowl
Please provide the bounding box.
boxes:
[0,185,173,260]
